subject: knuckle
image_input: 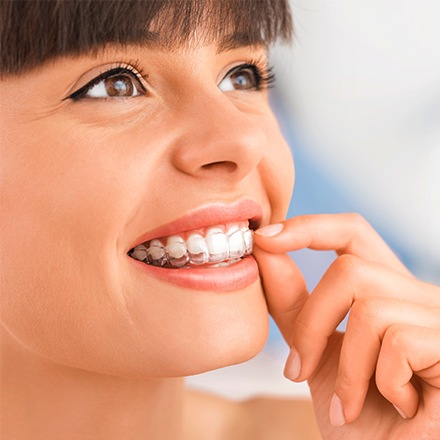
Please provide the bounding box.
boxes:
[331,254,361,280]
[375,369,392,400]
[383,324,407,352]
[294,314,316,337]
[335,367,357,392]
[347,212,369,231]
[293,313,327,349]
[349,298,385,328]
[375,326,408,398]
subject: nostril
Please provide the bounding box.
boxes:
[201,161,238,173]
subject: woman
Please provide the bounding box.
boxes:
[1,1,439,438]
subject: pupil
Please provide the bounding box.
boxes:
[233,71,254,90]
[105,76,133,96]
[237,76,247,86]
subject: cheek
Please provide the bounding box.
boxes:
[0,123,270,377]
[260,120,295,222]
[0,122,144,368]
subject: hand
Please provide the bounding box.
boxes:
[253,214,440,439]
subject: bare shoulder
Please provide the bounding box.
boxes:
[183,388,321,440]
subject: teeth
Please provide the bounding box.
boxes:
[242,228,253,255]
[130,224,253,269]
[147,239,167,266]
[166,236,189,268]
[130,244,147,261]
[228,229,246,259]
[206,227,229,263]
[186,233,209,265]
[209,259,241,268]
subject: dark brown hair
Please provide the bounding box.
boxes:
[0,0,293,76]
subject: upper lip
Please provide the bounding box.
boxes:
[129,199,263,250]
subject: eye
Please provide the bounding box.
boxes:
[69,67,147,101]
[219,65,260,92]
[218,62,276,93]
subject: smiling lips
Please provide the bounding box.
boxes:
[128,222,253,269]
[127,200,263,291]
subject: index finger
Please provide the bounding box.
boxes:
[254,213,411,276]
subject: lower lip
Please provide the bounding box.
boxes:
[130,255,259,292]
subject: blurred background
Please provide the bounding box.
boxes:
[187,0,440,400]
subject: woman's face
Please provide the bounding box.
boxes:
[0,41,294,377]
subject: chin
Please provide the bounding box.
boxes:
[167,324,270,378]
[5,278,270,380]
[74,283,270,379]
[154,280,271,378]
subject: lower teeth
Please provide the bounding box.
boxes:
[130,255,244,269]
[207,259,242,268]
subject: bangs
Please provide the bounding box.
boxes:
[0,0,293,76]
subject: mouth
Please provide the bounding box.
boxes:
[127,199,263,292]
[128,221,257,269]
[126,200,263,291]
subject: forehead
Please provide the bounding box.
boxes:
[1,0,292,76]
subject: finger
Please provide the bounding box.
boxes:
[335,300,440,424]
[290,255,440,382]
[254,213,410,275]
[376,325,440,419]
[253,246,309,345]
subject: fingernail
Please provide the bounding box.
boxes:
[329,394,346,426]
[255,223,284,237]
[284,346,301,380]
[393,404,408,419]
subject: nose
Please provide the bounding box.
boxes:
[170,92,266,183]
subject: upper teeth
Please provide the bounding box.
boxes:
[129,224,253,268]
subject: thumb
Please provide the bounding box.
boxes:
[253,246,309,344]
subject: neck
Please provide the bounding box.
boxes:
[1,328,185,440]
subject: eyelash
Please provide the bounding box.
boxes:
[69,61,148,101]
[68,59,276,101]
[227,59,276,91]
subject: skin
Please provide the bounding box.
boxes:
[1,37,439,439]
[0,43,293,378]
[0,41,307,439]
[254,215,440,439]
